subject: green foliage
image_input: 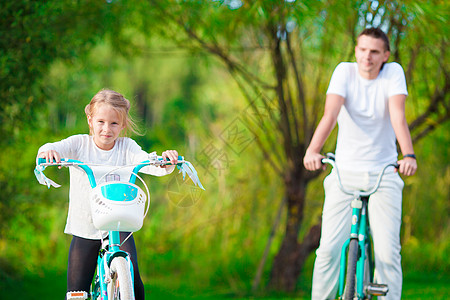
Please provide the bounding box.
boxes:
[0,0,448,298]
[1,1,96,139]
[0,0,129,236]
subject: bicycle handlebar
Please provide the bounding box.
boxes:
[129,156,185,183]
[37,155,185,168]
[35,155,205,190]
[321,153,399,197]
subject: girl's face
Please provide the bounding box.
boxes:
[88,104,124,150]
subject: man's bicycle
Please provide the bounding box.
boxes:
[321,153,398,300]
[35,154,204,300]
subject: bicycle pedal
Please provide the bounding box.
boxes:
[67,291,88,299]
[366,283,388,296]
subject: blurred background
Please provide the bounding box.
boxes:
[1,1,448,299]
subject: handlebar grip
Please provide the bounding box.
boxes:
[37,157,63,164]
[325,152,335,161]
[321,153,335,165]
[160,155,184,162]
[37,157,57,164]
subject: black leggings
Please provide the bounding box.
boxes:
[66,233,145,300]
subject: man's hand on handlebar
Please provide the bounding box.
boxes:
[397,157,417,176]
[303,151,326,171]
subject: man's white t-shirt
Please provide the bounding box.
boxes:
[37,134,174,239]
[326,62,408,172]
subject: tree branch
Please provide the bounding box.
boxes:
[286,33,305,145]
[412,112,450,144]
[151,0,275,91]
[409,79,449,132]
[231,72,284,176]
[267,24,295,161]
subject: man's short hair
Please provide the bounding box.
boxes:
[358,27,390,52]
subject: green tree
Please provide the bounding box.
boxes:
[1,0,448,294]
[132,0,449,291]
[0,0,140,141]
[0,0,139,233]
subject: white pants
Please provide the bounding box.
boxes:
[311,169,404,300]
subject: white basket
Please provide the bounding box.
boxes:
[90,181,147,232]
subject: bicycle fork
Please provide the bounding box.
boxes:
[339,196,363,298]
[93,231,135,300]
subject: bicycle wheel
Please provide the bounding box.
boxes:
[344,239,359,300]
[91,276,101,300]
[107,257,134,300]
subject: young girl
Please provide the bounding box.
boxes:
[37,89,179,300]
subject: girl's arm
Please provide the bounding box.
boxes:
[36,135,80,164]
[127,139,176,176]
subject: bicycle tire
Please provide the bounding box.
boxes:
[107,257,134,300]
[363,243,371,299]
[344,239,359,300]
[91,276,101,300]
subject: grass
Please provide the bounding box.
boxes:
[1,268,448,299]
[402,271,450,299]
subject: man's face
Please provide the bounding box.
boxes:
[355,35,390,79]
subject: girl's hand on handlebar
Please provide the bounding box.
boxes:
[161,150,179,167]
[303,151,326,171]
[397,157,417,176]
[38,150,62,168]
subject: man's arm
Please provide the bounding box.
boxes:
[389,94,417,176]
[303,94,344,171]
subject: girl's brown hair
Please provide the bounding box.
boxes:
[85,89,142,136]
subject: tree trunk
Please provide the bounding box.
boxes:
[269,170,321,291]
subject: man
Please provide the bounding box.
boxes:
[303,27,417,299]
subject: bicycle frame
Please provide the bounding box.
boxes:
[35,155,203,300]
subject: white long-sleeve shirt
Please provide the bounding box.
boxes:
[37,134,174,239]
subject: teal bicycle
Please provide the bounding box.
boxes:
[35,154,204,300]
[321,153,398,300]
